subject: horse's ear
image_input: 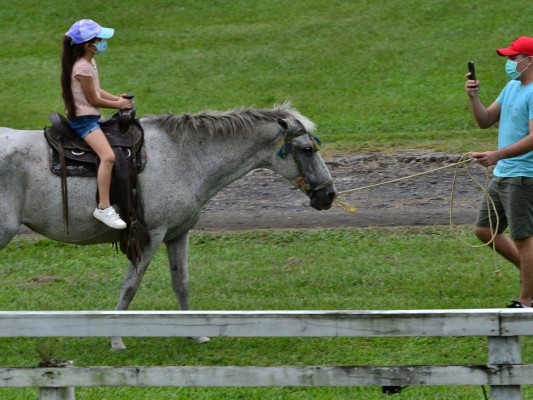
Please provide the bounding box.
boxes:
[277,117,290,131]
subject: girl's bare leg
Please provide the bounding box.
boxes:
[84,129,115,209]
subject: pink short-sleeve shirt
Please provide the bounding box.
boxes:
[71,58,101,117]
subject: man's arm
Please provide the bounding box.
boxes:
[473,119,533,167]
[469,98,501,129]
[465,73,501,128]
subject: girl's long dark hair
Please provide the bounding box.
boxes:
[60,36,90,119]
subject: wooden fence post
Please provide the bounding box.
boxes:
[38,361,75,400]
[39,387,75,400]
[488,336,522,400]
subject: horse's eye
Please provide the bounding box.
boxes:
[302,147,313,155]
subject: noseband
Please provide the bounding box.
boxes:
[276,127,333,196]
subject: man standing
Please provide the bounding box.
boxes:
[465,36,533,308]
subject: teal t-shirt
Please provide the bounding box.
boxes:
[494,80,533,177]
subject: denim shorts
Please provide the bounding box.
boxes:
[69,115,102,139]
[476,176,533,239]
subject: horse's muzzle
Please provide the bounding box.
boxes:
[309,183,337,210]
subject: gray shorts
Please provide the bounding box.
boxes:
[476,176,533,240]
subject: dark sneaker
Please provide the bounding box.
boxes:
[506,301,528,308]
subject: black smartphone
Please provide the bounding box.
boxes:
[467,61,476,81]
[122,94,135,99]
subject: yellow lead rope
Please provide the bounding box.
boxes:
[449,153,500,275]
[333,152,500,274]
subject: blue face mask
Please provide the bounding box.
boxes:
[92,39,108,55]
[505,57,530,80]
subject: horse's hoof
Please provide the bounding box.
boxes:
[193,336,211,344]
[110,336,127,352]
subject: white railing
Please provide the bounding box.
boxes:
[0,309,532,399]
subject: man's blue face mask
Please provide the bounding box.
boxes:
[505,57,530,80]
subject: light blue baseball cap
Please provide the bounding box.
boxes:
[66,19,114,45]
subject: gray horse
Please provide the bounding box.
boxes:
[0,103,337,350]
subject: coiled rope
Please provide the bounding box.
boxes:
[333,152,500,274]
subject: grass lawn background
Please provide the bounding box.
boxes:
[1,0,529,152]
[1,1,532,398]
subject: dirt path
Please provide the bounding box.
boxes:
[195,150,487,231]
[15,150,486,236]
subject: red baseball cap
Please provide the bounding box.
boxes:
[497,36,533,57]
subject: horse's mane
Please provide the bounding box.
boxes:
[144,102,315,137]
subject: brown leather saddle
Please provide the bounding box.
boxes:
[44,110,150,265]
[45,111,146,176]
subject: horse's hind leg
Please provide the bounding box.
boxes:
[166,231,209,344]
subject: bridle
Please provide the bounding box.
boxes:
[276,126,333,196]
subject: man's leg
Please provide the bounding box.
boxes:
[474,227,521,269]
[515,237,533,306]
[474,177,519,267]
[500,177,533,306]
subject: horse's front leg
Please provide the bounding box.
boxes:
[0,196,23,250]
[166,231,210,344]
[110,234,164,351]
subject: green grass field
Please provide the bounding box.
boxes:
[1,0,528,152]
[0,228,529,399]
[2,1,533,398]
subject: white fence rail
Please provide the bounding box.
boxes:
[0,309,532,399]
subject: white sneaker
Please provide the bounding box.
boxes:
[93,206,127,229]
